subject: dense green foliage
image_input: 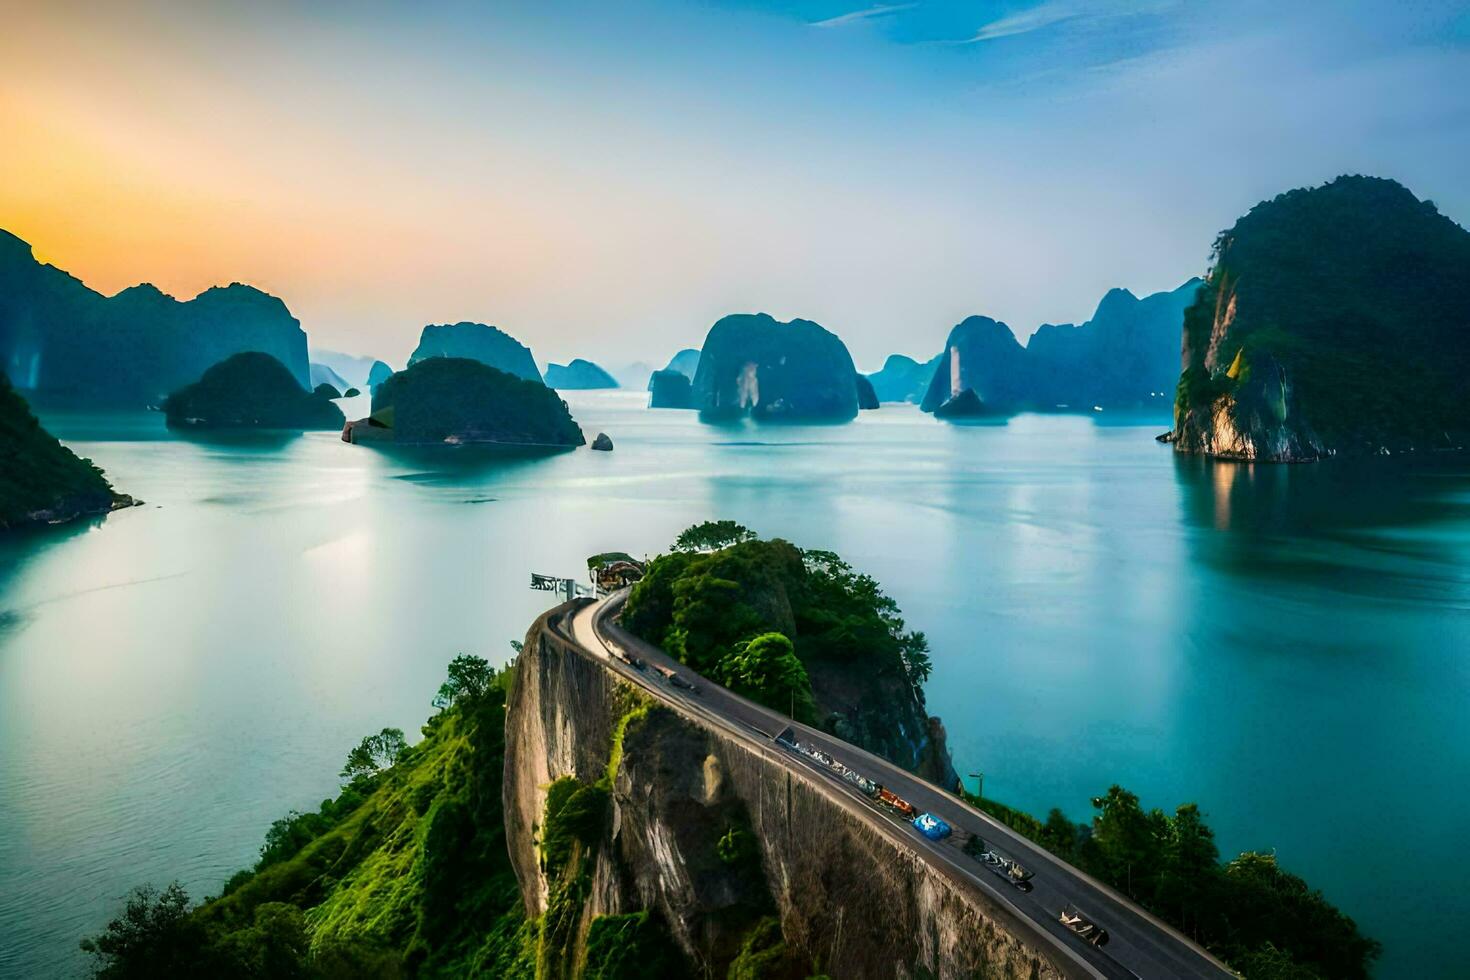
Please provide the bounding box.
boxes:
[368,356,584,446]
[625,529,930,691]
[962,784,1378,979]
[673,519,757,553]
[84,655,530,979]
[1177,175,1470,452]
[623,525,943,778]
[581,911,686,979]
[163,352,344,430]
[0,372,122,531]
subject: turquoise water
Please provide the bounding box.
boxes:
[2,390,1467,977]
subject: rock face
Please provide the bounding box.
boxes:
[855,373,879,410]
[591,432,613,451]
[309,362,350,393]
[646,368,693,409]
[0,230,311,407]
[868,353,941,404]
[408,322,542,383]
[1171,176,1470,460]
[366,360,394,391]
[662,347,701,380]
[0,373,133,531]
[545,358,619,389]
[504,610,1070,980]
[348,356,583,447]
[920,316,1030,414]
[164,352,345,431]
[692,314,860,421]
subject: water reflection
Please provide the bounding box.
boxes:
[1172,452,1470,602]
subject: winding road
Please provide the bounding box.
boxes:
[550,591,1233,980]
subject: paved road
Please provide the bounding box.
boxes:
[550,592,1233,980]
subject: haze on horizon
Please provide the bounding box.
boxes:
[2,0,1467,371]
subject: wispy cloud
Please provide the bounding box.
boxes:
[964,0,1174,44]
[810,3,918,29]
[965,1,1084,43]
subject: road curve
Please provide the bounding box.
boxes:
[548,591,1233,980]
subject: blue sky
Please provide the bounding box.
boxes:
[3,0,1466,368]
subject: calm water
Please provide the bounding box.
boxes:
[2,391,1467,978]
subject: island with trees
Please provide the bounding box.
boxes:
[163,352,345,431]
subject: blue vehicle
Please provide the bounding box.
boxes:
[913,812,952,841]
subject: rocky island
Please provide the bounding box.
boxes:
[343,356,583,447]
[408,322,542,383]
[366,359,394,391]
[1169,176,1470,461]
[691,313,862,421]
[545,358,618,389]
[0,229,311,407]
[646,368,692,408]
[164,352,345,431]
[0,373,135,532]
[920,315,1031,414]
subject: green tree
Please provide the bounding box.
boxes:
[340,727,407,782]
[433,653,493,709]
[673,519,756,552]
[1039,808,1080,860]
[1156,803,1220,935]
[80,883,217,979]
[1088,785,1166,901]
[719,633,816,722]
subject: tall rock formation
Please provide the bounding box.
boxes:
[691,314,860,421]
[0,230,310,407]
[407,322,542,383]
[366,360,394,391]
[646,369,692,409]
[1170,176,1470,460]
[855,373,879,410]
[919,316,1030,414]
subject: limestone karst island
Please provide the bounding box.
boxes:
[2,4,1467,979]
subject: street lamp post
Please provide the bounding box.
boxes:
[969,771,984,801]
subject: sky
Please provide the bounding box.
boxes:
[2,0,1467,371]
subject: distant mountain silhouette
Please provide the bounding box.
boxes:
[920,281,1201,415]
[867,353,941,403]
[310,349,381,388]
[408,322,542,383]
[0,230,310,407]
[545,359,618,389]
[310,362,350,393]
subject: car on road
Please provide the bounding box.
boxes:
[913,812,952,840]
[1059,905,1109,947]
